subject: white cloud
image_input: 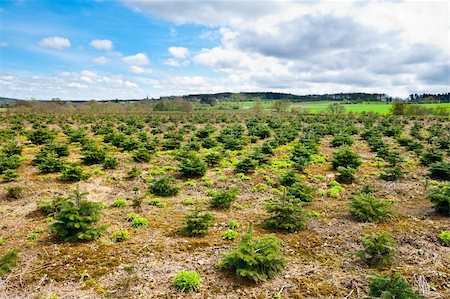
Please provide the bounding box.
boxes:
[129,65,152,74]
[90,39,113,50]
[0,42,9,47]
[122,52,150,65]
[39,36,71,50]
[168,46,189,59]
[93,56,108,64]
[67,82,88,89]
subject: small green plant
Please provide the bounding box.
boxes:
[358,232,397,266]
[210,187,238,209]
[429,162,450,180]
[5,186,23,200]
[350,192,394,222]
[0,238,4,246]
[222,229,238,240]
[264,190,307,232]
[228,220,239,229]
[148,198,167,208]
[218,225,286,283]
[126,166,141,179]
[60,164,90,182]
[103,157,119,169]
[331,134,354,147]
[336,166,356,184]
[204,152,222,166]
[2,169,18,182]
[172,271,201,292]
[112,230,129,242]
[235,157,258,173]
[331,147,362,170]
[428,184,449,215]
[286,181,314,203]
[37,196,67,215]
[439,230,450,246]
[179,153,207,177]
[184,209,214,237]
[368,272,424,299]
[420,148,443,166]
[380,166,404,181]
[49,189,105,241]
[27,232,39,241]
[278,170,299,187]
[126,213,148,228]
[149,176,180,197]
[132,147,152,163]
[113,199,127,207]
[0,248,19,277]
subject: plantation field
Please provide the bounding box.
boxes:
[233,101,450,115]
[0,111,449,298]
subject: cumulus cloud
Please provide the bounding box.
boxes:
[168,46,189,59]
[39,36,71,50]
[93,56,108,64]
[129,65,152,74]
[90,39,113,50]
[122,52,150,65]
[0,71,143,100]
[125,0,450,96]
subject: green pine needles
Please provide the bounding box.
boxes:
[264,190,307,232]
[49,189,105,242]
[368,272,425,299]
[218,225,286,283]
[350,191,394,222]
[172,271,201,292]
[184,209,214,237]
[0,248,19,277]
[358,232,397,266]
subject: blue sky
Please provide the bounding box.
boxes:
[0,0,449,100]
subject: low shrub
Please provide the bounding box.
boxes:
[132,147,152,162]
[204,152,222,166]
[5,186,23,200]
[429,162,450,180]
[439,230,450,246]
[113,199,127,207]
[2,169,18,182]
[210,188,238,209]
[37,197,68,215]
[420,148,443,166]
[222,229,238,240]
[0,248,19,277]
[126,213,148,228]
[184,209,214,237]
[172,271,201,292]
[112,230,129,242]
[358,232,397,266]
[264,191,307,232]
[103,157,118,169]
[235,157,258,173]
[148,176,180,197]
[228,220,239,229]
[331,134,354,147]
[336,166,356,184]
[428,184,449,215]
[60,164,90,182]
[49,189,105,241]
[286,182,314,203]
[331,147,362,170]
[179,154,207,177]
[218,225,286,283]
[350,192,394,222]
[81,147,107,165]
[379,166,404,181]
[368,272,424,299]
[278,170,299,187]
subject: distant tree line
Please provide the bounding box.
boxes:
[408,93,450,103]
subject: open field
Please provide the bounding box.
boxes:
[232,101,450,115]
[0,111,449,298]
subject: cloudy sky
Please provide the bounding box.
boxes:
[0,0,449,100]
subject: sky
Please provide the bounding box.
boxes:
[0,0,449,101]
